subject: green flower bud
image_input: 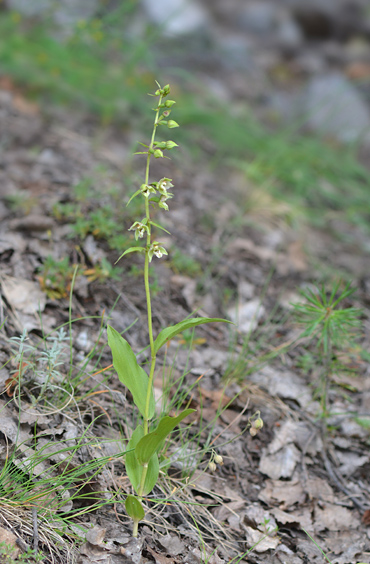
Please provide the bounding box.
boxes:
[167,120,179,129]
[214,454,223,465]
[154,149,164,158]
[165,100,176,108]
[153,141,166,149]
[163,84,170,95]
[254,417,264,430]
[165,141,178,150]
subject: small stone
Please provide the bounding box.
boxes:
[299,72,370,143]
[141,0,208,37]
[276,16,304,53]
[75,330,91,352]
[0,526,20,559]
[227,299,265,334]
[239,1,278,34]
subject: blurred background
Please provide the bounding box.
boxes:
[1,0,370,242]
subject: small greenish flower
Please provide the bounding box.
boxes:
[128,221,149,240]
[167,120,179,129]
[141,184,156,198]
[164,100,176,108]
[157,178,174,194]
[158,192,173,211]
[154,149,164,158]
[208,461,216,472]
[148,242,168,262]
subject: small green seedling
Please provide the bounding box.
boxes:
[293,281,362,418]
[107,82,230,536]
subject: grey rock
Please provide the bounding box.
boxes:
[275,15,304,53]
[285,0,366,40]
[294,50,327,75]
[300,73,370,143]
[141,0,208,37]
[227,298,265,334]
[238,1,278,34]
[215,32,255,71]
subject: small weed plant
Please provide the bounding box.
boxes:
[107,82,229,536]
[293,280,362,418]
[0,541,44,563]
[9,328,69,402]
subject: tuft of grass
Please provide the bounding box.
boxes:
[229,123,370,235]
[0,542,45,563]
[37,255,77,300]
[0,6,156,122]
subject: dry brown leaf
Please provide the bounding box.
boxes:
[157,535,186,557]
[314,503,360,532]
[244,526,280,553]
[304,476,335,503]
[259,478,305,508]
[146,545,177,564]
[259,443,301,479]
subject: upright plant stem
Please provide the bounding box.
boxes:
[321,337,332,420]
[136,95,163,516]
[142,94,162,435]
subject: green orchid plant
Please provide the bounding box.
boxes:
[107,82,229,536]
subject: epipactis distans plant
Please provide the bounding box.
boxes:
[107,82,230,536]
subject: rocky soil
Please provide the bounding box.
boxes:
[1,1,370,563]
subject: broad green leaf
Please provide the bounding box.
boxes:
[142,452,159,495]
[125,425,159,495]
[115,246,145,264]
[154,317,232,353]
[107,326,155,419]
[125,495,145,521]
[126,426,144,492]
[135,409,195,465]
